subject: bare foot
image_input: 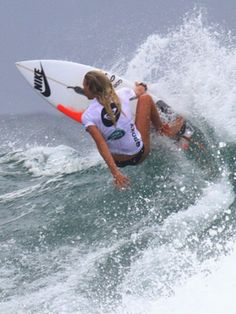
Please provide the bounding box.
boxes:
[162,117,185,138]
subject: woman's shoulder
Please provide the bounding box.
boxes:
[82,99,101,125]
[85,99,101,111]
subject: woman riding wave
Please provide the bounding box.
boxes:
[82,71,184,189]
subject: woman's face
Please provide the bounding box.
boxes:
[83,79,95,99]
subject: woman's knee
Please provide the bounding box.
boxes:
[138,93,153,104]
[136,94,154,114]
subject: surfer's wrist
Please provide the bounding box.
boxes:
[111,168,121,178]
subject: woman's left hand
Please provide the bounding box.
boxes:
[113,171,130,189]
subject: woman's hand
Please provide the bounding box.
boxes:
[134,82,147,97]
[113,171,130,189]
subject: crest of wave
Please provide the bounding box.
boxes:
[124,10,236,141]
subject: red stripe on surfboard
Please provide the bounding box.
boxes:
[57,104,83,123]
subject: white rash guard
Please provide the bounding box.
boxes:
[82,87,143,155]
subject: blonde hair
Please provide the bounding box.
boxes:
[84,71,121,125]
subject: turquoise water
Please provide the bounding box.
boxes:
[1,13,236,314]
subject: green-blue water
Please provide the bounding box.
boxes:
[1,112,236,313]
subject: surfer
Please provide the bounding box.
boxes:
[82,71,184,189]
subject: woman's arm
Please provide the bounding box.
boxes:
[87,125,130,189]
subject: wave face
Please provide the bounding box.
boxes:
[1,11,236,314]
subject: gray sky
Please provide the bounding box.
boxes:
[1,0,236,114]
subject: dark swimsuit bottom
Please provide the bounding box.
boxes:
[115,145,145,168]
[115,120,188,168]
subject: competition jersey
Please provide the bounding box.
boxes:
[82,87,143,155]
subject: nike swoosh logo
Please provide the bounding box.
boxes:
[34,63,51,97]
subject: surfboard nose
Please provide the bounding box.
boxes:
[16,61,32,67]
[15,61,24,69]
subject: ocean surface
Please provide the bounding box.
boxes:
[1,11,236,314]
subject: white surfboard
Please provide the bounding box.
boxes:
[15,59,194,142]
[15,60,142,123]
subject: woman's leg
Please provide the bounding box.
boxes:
[135,94,163,157]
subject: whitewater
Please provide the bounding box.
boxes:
[1,12,236,314]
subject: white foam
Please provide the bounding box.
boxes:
[152,245,236,314]
[117,243,236,314]
[11,145,102,176]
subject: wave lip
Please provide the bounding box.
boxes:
[125,10,236,142]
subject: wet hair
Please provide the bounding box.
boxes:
[84,71,121,125]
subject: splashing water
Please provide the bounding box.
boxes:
[122,11,236,141]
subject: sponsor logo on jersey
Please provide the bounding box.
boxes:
[107,129,126,140]
[130,123,141,147]
[101,103,120,127]
[34,63,51,97]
